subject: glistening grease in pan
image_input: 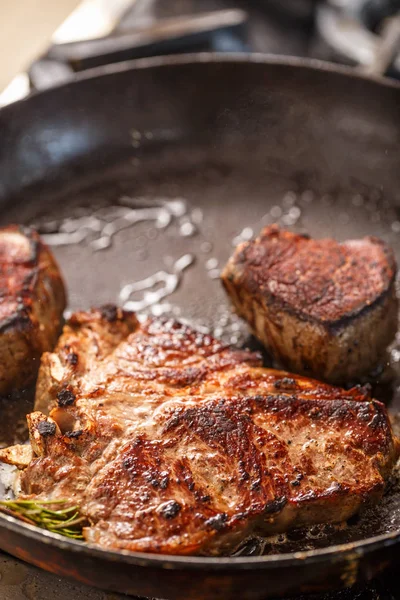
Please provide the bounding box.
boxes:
[0,161,400,556]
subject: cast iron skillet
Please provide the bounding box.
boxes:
[0,54,399,600]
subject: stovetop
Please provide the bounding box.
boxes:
[25,0,400,92]
[1,1,399,599]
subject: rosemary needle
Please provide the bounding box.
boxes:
[0,499,86,540]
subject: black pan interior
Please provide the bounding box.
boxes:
[0,55,399,558]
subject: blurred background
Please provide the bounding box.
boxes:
[1,0,400,106]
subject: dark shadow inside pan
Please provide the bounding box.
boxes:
[0,140,399,557]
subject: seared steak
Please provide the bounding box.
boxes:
[1,307,398,555]
[0,225,66,394]
[221,225,398,383]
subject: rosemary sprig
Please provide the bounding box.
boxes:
[0,499,86,540]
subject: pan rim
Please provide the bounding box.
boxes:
[75,51,400,89]
[0,52,399,570]
[2,51,399,115]
[0,504,399,568]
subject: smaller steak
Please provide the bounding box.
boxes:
[0,225,66,394]
[221,225,398,383]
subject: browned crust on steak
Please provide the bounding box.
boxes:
[0,225,66,394]
[34,305,139,414]
[221,225,398,382]
[224,225,397,327]
[4,309,397,556]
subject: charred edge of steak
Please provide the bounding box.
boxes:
[67,307,139,332]
[57,389,76,407]
[66,353,79,366]
[64,429,83,439]
[100,304,119,323]
[159,501,182,519]
[205,513,228,531]
[273,377,297,391]
[37,421,57,437]
[263,496,288,514]
[323,286,397,334]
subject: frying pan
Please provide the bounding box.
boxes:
[0,54,399,600]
